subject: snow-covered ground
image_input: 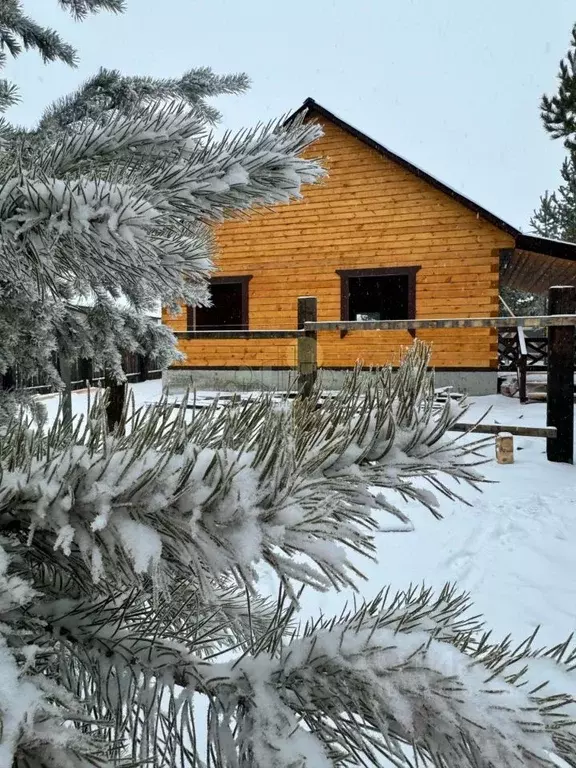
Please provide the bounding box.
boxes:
[306,393,576,646]
[40,381,576,647]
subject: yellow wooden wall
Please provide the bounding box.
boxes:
[164,115,514,370]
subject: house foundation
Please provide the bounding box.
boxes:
[164,367,497,397]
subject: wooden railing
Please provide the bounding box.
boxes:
[498,332,559,373]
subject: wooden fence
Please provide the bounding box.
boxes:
[5,352,162,394]
[176,289,576,464]
[10,291,574,463]
[498,332,550,372]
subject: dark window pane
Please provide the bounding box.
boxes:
[348,275,410,320]
[194,282,245,330]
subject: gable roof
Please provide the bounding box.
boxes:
[289,98,576,274]
[292,97,520,238]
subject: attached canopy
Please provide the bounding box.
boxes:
[500,235,576,295]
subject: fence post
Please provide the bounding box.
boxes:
[297,297,317,398]
[138,354,150,383]
[0,368,14,390]
[517,326,528,404]
[547,285,575,463]
[104,374,126,434]
[59,356,73,424]
[78,358,93,387]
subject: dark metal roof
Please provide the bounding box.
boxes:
[290,97,576,277]
[515,234,576,263]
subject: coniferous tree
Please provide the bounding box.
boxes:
[504,25,576,316]
[541,24,576,149]
[1,5,576,768]
[0,1,124,111]
[531,22,576,244]
[531,157,576,243]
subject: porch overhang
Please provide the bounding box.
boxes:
[500,235,576,294]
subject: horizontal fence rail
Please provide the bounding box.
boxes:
[449,423,557,439]
[304,315,576,332]
[174,316,576,339]
[175,315,576,338]
[178,329,305,340]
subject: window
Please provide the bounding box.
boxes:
[187,275,251,331]
[337,267,420,322]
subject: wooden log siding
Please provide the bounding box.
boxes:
[164,117,514,370]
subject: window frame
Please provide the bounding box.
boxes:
[187,275,252,331]
[336,266,421,337]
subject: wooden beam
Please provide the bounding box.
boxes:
[517,326,528,404]
[305,315,576,332]
[59,356,73,424]
[297,297,318,398]
[104,374,126,435]
[547,286,575,463]
[172,316,576,337]
[78,358,93,387]
[138,355,150,383]
[176,329,304,340]
[450,423,557,439]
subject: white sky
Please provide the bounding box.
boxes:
[5,0,576,230]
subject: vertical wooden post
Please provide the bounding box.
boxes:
[138,354,150,383]
[0,368,14,390]
[297,297,317,398]
[547,285,575,463]
[104,373,126,434]
[59,356,73,424]
[78,358,93,387]
[517,326,528,404]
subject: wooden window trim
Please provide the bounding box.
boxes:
[187,275,252,331]
[336,266,421,338]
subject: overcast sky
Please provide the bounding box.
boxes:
[6,1,576,229]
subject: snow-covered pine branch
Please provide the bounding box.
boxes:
[1,341,575,766]
[38,66,251,132]
[195,589,576,768]
[57,0,126,21]
[42,101,209,174]
[0,287,183,395]
[0,344,477,598]
[0,108,323,299]
[15,575,576,768]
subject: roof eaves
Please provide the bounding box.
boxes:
[516,233,576,263]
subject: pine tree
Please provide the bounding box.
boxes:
[2,5,576,767]
[532,22,576,243]
[541,23,576,150]
[505,24,576,317]
[0,1,124,111]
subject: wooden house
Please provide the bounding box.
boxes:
[163,98,576,394]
